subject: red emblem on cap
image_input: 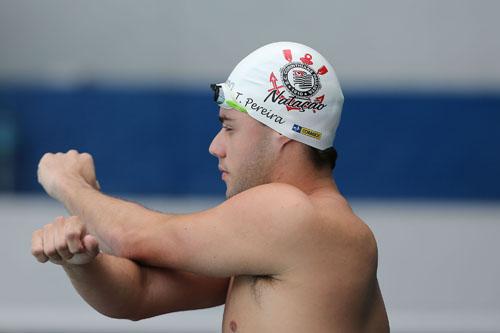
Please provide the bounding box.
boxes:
[300,53,313,65]
[317,65,328,75]
[268,72,284,92]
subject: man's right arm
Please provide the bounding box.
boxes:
[32,216,229,320]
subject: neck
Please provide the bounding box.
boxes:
[271,163,338,196]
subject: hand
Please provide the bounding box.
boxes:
[37,149,100,201]
[31,216,100,266]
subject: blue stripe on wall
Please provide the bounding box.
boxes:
[0,87,499,199]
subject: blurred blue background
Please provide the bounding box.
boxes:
[1,1,499,332]
[1,88,499,198]
[0,1,498,200]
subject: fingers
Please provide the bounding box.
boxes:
[38,149,98,200]
[31,229,48,263]
[39,150,93,168]
[83,234,100,258]
[80,152,93,161]
[65,216,85,254]
[37,153,53,182]
[65,232,100,266]
[42,222,63,264]
[33,216,99,266]
[54,217,74,261]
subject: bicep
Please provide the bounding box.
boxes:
[158,184,314,278]
[135,266,230,319]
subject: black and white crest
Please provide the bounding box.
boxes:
[280,62,321,99]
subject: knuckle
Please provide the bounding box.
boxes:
[67,216,82,226]
[37,256,48,263]
[65,229,80,240]
[68,215,80,222]
[66,216,80,227]
[81,152,93,161]
[54,216,65,224]
[44,247,57,257]
[55,241,67,252]
[31,247,42,257]
[39,153,50,166]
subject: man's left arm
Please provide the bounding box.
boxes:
[38,151,315,277]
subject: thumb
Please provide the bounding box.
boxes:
[82,234,100,258]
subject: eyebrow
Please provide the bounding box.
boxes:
[218,115,235,123]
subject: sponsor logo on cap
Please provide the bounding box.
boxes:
[292,124,322,140]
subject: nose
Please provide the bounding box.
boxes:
[209,129,226,158]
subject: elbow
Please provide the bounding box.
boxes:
[94,307,142,321]
[96,306,155,322]
[126,314,147,322]
[108,314,144,322]
[111,310,167,322]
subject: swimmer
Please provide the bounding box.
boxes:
[31,42,389,332]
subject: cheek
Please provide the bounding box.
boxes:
[225,132,255,163]
[229,118,270,149]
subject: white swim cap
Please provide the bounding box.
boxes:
[211,41,344,150]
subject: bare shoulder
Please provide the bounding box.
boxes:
[310,192,379,265]
[227,182,374,245]
[229,182,377,254]
[217,182,316,226]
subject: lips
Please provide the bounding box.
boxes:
[218,165,228,180]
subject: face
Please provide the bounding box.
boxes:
[209,107,278,198]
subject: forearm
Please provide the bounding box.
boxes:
[62,252,147,320]
[60,179,175,256]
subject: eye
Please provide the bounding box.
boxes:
[222,125,232,132]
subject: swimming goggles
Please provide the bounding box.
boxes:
[210,83,247,113]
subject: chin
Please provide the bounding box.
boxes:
[225,189,234,199]
[225,186,232,199]
[225,186,240,199]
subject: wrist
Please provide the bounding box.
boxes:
[58,176,95,207]
[62,252,103,271]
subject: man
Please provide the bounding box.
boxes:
[31,42,389,332]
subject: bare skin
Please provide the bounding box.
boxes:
[32,106,389,332]
[221,192,388,332]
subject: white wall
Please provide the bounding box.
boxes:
[1,196,499,332]
[0,0,499,91]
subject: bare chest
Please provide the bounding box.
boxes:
[221,275,285,332]
[221,271,340,333]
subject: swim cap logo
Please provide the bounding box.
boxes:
[281,61,320,98]
[265,49,328,113]
[292,124,322,140]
